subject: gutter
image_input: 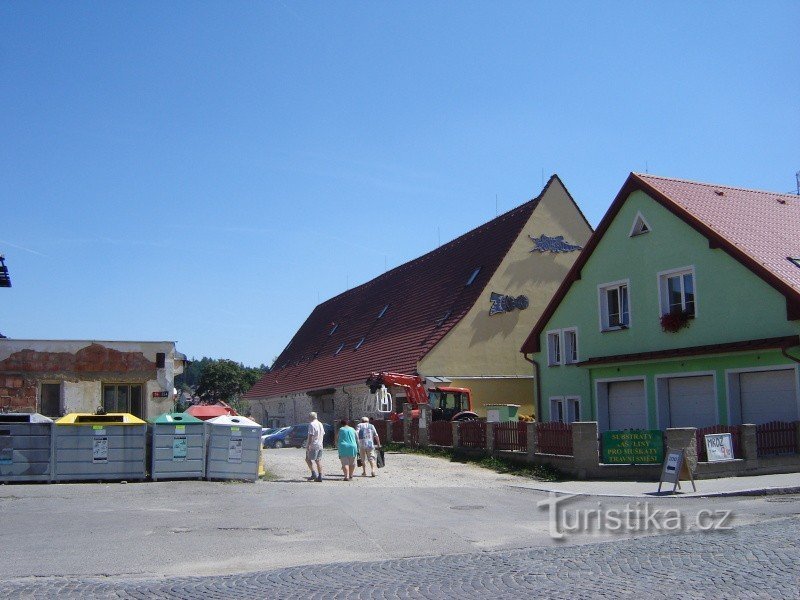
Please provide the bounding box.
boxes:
[523,353,542,421]
[781,343,800,365]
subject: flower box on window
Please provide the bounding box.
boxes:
[660,309,692,333]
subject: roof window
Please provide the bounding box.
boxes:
[329,323,338,335]
[377,304,389,319]
[435,310,452,327]
[334,342,345,355]
[466,267,481,286]
[789,257,800,269]
[355,337,365,350]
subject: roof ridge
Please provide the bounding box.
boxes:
[634,173,799,199]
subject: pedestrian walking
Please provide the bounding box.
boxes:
[305,412,325,482]
[356,416,380,477]
[336,420,358,481]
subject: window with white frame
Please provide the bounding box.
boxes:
[659,268,695,316]
[563,328,578,364]
[547,331,561,366]
[599,281,630,330]
[550,397,581,423]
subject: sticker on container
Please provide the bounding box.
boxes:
[93,437,108,463]
[172,435,187,461]
[228,436,243,463]
[92,425,106,436]
[175,425,185,434]
[0,436,12,465]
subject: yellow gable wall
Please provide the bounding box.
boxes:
[417,178,592,417]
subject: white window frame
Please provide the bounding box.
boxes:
[628,211,652,237]
[657,266,697,317]
[598,279,631,331]
[549,396,581,423]
[563,328,579,364]
[546,330,562,366]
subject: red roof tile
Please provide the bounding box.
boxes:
[246,177,563,399]
[522,173,800,354]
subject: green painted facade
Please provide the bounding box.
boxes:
[535,189,800,428]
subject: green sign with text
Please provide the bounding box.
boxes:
[602,429,664,464]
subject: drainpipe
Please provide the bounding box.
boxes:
[523,353,542,421]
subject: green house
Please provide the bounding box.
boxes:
[521,173,800,430]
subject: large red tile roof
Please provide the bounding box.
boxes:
[246,177,565,399]
[522,173,800,353]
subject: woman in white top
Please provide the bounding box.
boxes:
[356,416,380,477]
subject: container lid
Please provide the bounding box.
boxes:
[0,412,54,424]
[149,412,203,424]
[207,415,261,428]
[185,404,237,421]
[56,413,147,425]
[484,404,521,408]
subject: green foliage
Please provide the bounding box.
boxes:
[183,358,268,404]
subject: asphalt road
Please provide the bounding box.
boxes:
[1,448,798,597]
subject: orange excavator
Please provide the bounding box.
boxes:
[365,372,480,422]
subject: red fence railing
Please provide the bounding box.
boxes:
[536,422,573,456]
[459,420,486,448]
[695,425,742,461]
[373,420,388,444]
[757,421,798,457]
[392,420,405,443]
[494,421,527,452]
[429,420,453,446]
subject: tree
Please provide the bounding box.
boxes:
[194,359,266,404]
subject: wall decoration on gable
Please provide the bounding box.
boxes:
[489,292,529,315]
[529,234,582,254]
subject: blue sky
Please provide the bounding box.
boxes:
[2,2,798,366]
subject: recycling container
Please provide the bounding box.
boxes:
[54,413,147,482]
[0,413,54,483]
[205,415,261,482]
[148,412,206,481]
[485,404,520,423]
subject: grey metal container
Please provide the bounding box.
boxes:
[0,413,55,483]
[148,412,206,481]
[205,415,261,482]
[53,413,147,482]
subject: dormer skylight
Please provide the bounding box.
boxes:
[629,212,651,237]
[329,323,338,335]
[466,267,481,286]
[355,337,365,350]
[789,257,800,269]
[435,310,452,327]
[377,304,389,319]
[334,342,345,355]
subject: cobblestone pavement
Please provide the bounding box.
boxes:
[2,515,798,599]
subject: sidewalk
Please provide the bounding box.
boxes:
[511,471,800,498]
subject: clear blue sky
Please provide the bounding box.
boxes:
[2,2,798,366]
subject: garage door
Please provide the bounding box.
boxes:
[740,369,798,424]
[608,380,647,430]
[667,375,717,428]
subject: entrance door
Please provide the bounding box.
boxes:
[607,380,647,430]
[740,369,798,424]
[667,375,716,428]
[40,383,61,417]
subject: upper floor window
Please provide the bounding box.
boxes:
[547,331,561,366]
[629,212,651,237]
[659,267,695,317]
[599,281,630,330]
[563,328,578,364]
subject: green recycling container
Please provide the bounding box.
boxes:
[148,412,206,481]
[485,404,520,422]
[54,413,147,482]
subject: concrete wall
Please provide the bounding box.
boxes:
[0,339,182,418]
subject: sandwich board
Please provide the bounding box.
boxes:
[657,449,696,494]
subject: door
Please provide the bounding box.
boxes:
[40,383,61,417]
[667,375,716,428]
[739,369,798,424]
[607,380,647,430]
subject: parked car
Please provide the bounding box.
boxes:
[262,426,292,449]
[285,423,334,448]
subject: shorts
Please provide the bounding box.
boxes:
[340,455,356,468]
[306,447,323,461]
[360,447,376,461]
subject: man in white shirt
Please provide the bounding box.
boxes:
[305,412,325,482]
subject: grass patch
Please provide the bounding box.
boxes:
[384,443,562,482]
